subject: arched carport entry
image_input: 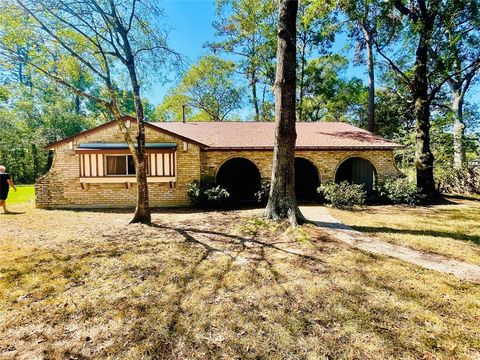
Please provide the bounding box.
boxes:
[216,157,261,203]
[295,157,320,201]
[335,157,377,193]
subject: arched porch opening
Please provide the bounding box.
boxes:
[295,157,320,201]
[335,157,377,193]
[216,157,261,203]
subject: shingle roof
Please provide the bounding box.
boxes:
[150,121,403,150]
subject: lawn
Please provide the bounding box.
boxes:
[5,185,35,205]
[0,204,479,359]
[331,197,480,266]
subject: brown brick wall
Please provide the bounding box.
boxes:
[201,149,401,183]
[36,123,200,208]
[36,121,400,208]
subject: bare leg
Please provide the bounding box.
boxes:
[0,200,6,213]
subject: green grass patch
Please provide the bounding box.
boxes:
[6,185,35,204]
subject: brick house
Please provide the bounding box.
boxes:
[35,116,402,208]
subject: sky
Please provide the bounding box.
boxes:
[146,0,363,107]
[145,0,217,105]
[145,0,479,112]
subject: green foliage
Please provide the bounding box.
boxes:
[377,177,424,205]
[209,0,277,121]
[0,82,96,183]
[300,55,368,123]
[187,180,230,208]
[254,180,271,204]
[318,181,366,208]
[156,55,244,121]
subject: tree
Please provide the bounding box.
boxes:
[301,54,368,123]
[0,79,96,183]
[297,0,336,122]
[157,55,244,122]
[439,1,480,169]
[0,0,178,222]
[265,0,304,226]
[375,0,479,195]
[338,0,381,133]
[208,0,277,121]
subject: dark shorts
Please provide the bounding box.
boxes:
[0,189,8,200]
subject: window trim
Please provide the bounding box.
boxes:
[104,154,149,176]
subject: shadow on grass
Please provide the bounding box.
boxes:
[1,211,26,215]
[351,225,480,246]
[148,222,325,263]
[443,194,480,202]
[139,220,326,357]
[40,206,265,215]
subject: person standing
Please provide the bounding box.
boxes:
[0,165,17,214]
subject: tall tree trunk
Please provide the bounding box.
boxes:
[448,81,465,170]
[362,25,375,133]
[265,0,303,226]
[298,30,307,122]
[251,70,260,121]
[413,33,435,195]
[127,60,151,224]
[75,95,81,115]
[31,143,39,179]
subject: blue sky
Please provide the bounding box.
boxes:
[145,0,479,112]
[146,0,364,106]
[146,0,217,105]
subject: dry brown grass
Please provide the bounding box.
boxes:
[331,197,480,265]
[1,203,479,359]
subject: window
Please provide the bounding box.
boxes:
[105,155,147,176]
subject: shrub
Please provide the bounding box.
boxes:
[377,177,423,205]
[187,180,230,208]
[317,181,366,208]
[437,167,480,195]
[254,180,271,204]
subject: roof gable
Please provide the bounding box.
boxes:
[44,116,196,150]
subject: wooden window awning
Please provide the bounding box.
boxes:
[76,143,177,184]
[75,143,176,154]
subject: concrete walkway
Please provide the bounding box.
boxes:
[300,206,480,284]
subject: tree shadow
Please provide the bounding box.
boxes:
[2,211,26,215]
[148,222,325,263]
[443,194,480,203]
[351,225,480,246]
[41,206,216,215]
[145,219,328,332]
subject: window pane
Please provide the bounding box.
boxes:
[127,155,136,175]
[106,156,127,175]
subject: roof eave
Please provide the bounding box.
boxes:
[203,145,404,151]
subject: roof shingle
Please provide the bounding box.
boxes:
[150,121,402,150]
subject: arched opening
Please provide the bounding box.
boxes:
[216,157,261,203]
[335,157,377,193]
[295,157,320,201]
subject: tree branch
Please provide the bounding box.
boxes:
[372,37,412,89]
[429,57,480,102]
[17,0,108,82]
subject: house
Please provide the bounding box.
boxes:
[35,116,402,208]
